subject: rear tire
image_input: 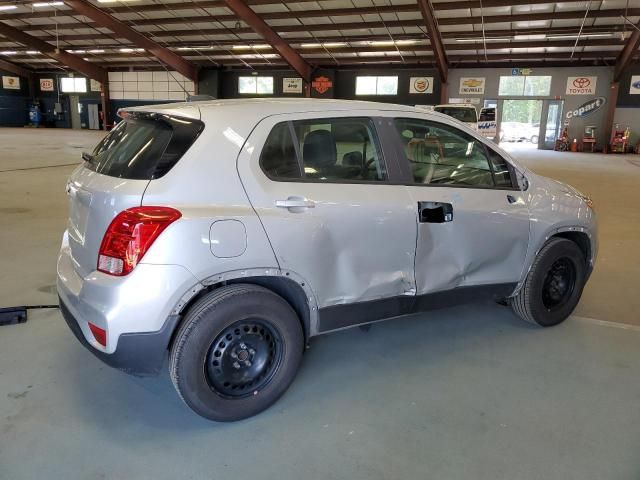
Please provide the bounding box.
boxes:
[511,238,586,327]
[169,284,304,421]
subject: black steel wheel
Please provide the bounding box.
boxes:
[170,284,304,421]
[511,237,587,327]
[541,258,576,311]
[206,320,283,398]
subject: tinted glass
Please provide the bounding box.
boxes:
[87,115,203,180]
[434,107,477,123]
[395,118,495,188]
[260,118,386,182]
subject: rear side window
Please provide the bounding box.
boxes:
[86,114,204,180]
[260,117,387,183]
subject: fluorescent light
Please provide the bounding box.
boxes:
[26,50,40,54]
[232,44,270,50]
[33,2,64,6]
[0,4,18,10]
[97,0,139,2]
[456,37,513,42]
[87,49,105,53]
[300,42,347,48]
[68,49,86,53]
[0,51,17,55]
[546,33,613,39]
[119,48,144,52]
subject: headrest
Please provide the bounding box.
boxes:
[303,130,337,169]
[342,151,363,167]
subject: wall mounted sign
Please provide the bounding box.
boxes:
[90,79,102,92]
[2,76,20,90]
[566,76,597,95]
[409,77,433,94]
[459,77,485,95]
[448,97,480,105]
[511,68,532,76]
[311,76,333,95]
[282,77,302,94]
[565,97,606,119]
[630,75,640,95]
[39,78,54,92]
[478,121,497,138]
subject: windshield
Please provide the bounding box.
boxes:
[86,114,203,180]
[434,107,478,123]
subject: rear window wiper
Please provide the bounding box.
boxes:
[82,152,96,165]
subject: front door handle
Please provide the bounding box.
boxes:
[275,197,315,209]
[418,201,453,223]
[507,194,517,204]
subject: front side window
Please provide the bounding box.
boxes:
[260,118,387,182]
[355,76,398,95]
[238,76,274,95]
[394,118,513,189]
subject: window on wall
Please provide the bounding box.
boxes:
[355,76,398,95]
[238,76,274,95]
[60,77,87,93]
[498,76,551,96]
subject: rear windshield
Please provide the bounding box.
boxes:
[85,113,204,180]
[434,107,478,123]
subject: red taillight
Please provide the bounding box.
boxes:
[97,206,181,276]
[88,322,107,347]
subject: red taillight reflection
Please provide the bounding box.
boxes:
[97,206,181,276]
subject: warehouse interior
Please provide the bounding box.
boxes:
[1,0,639,479]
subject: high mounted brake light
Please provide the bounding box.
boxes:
[97,206,181,276]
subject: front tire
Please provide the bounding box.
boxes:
[511,238,586,327]
[169,284,304,421]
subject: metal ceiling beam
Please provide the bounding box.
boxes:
[4,38,625,60]
[15,9,639,42]
[9,6,640,33]
[0,56,33,78]
[417,0,448,84]
[62,0,197,81]
[0,0,615,21]
[614,18,640,81]
[1,25,627,50]
[221,0,313,82]
[0,21,107,82]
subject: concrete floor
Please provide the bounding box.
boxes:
[1,128,639,479]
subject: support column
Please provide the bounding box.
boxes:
[603,82,619,153]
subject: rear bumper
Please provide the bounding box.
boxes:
[56,230,201,375]
[59,297,178,376]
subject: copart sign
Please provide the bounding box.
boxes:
[566,76,597,95]
[565,97,606,119]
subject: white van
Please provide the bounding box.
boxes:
[434,104,478,130]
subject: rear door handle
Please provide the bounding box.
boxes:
[275,197,315,209]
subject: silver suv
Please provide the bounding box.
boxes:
[57,99,597,421]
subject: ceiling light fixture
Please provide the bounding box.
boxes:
[33,2,64,6]
[26,50,40,54]
[0,4,18,10]
[546,33,613,39]
[455,37,513,43]
[0,50,17,55]
[87,49,105,53]
[119,48,144,52]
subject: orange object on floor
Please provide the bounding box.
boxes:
[570,138,578,152]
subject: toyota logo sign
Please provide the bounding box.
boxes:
[573,77,591,89]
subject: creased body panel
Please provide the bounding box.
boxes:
[237,110,418,309]
[405,186,531,295]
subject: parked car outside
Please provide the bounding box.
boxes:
[58,99,597,421]
[433,104,478,130]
